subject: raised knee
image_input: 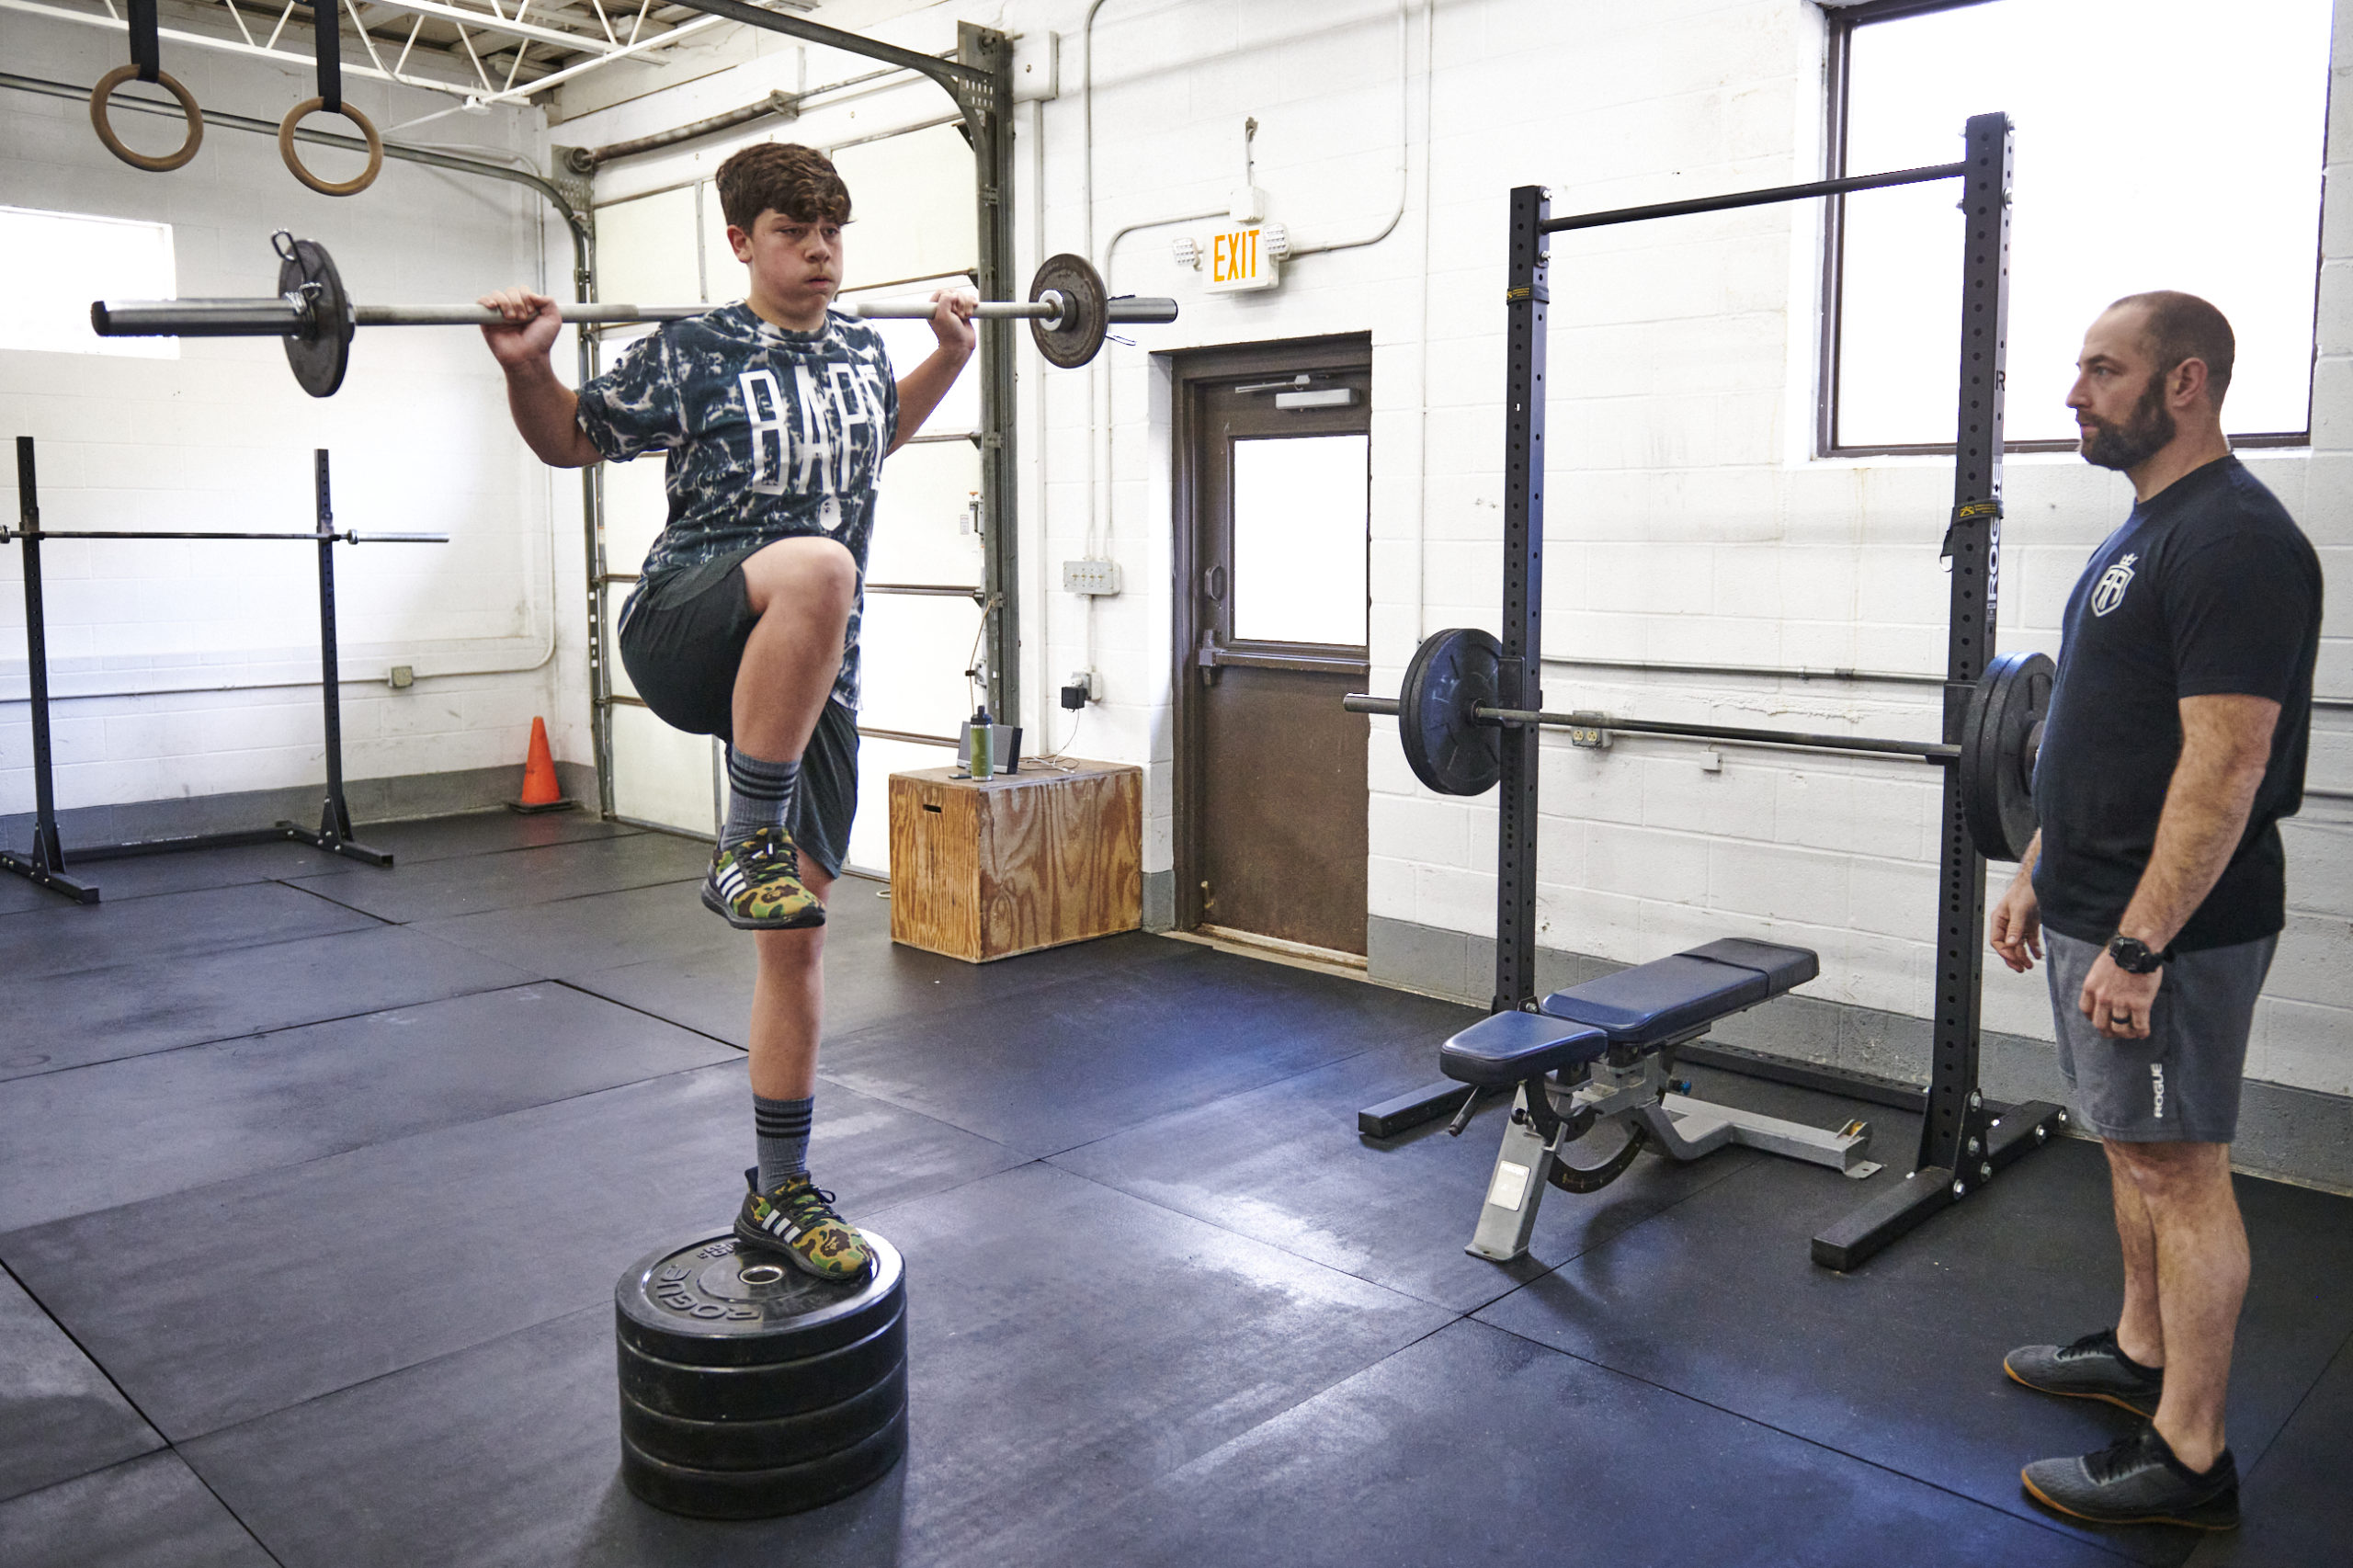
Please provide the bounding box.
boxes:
[746,539,858,617]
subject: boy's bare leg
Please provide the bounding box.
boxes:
[748,869,830,1101]
[734,538,858,760]
[2109,1139,2246,1474]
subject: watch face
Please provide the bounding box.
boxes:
[2109,937,2160,972]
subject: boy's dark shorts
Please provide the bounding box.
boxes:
[617,549,858,880]
[2045,928,2276,1143]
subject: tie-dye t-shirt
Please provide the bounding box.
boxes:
[575,304,899,711]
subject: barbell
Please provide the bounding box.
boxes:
[89,233,1180,398]
[1347,629,2053,862]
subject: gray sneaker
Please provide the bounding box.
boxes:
[2021,1425,2237,1530]
[2005,1328,2165,1416]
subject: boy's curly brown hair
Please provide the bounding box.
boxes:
[716,142,852,232]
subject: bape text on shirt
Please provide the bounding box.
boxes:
[574,305,900,711]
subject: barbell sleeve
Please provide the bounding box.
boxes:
[93,299,306,336]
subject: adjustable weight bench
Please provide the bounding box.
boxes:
[1437,938,1879,1262]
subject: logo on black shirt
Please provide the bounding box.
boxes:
[2090,553,2137,617]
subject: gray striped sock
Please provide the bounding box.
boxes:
[723,746,800,852]
[755,1093,813,1192]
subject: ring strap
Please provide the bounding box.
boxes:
[314,0,342,114]
[129,0,161,84]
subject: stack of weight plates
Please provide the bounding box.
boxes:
[614,1231,907,1518]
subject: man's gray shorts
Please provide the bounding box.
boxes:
[2045,928,2276,1143]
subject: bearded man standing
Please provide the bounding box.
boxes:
[1987,292,2321,1532]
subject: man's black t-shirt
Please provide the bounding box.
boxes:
[2032,455,2321,950]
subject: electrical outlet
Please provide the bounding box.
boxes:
[1062,558,1121,596]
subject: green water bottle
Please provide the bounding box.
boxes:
[968,705,994,778]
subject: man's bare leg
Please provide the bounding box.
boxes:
[2111,1139,2247,1473]
[2107,1140,2166,1369]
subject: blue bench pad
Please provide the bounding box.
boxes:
[1540,940,1818,1047]
[1439,1011,1609,1087]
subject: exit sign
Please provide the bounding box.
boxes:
[1203,226,1280,293]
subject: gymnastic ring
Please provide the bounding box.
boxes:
[278,97,384,197]
[88,64,204,173]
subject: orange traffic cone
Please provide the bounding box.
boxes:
[507,715,577,814]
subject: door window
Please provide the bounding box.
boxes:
[1229,434,1368,648]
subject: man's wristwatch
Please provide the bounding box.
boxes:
[2107,935,2165,974]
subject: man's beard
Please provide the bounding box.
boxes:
[2080,374,2175,471]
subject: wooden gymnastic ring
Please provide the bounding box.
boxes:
[278,97,384,197]
[88,64,203,173]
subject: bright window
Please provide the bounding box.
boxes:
[0,207,177,360]
[1827,0,2331,451]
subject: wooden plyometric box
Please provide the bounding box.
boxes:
[887,759,1142,962]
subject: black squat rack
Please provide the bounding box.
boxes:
[1466,112,2062,1270]
[4,437,448,903]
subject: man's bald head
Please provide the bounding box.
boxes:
[2107,290,2235,410]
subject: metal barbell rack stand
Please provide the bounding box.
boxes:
[4,438,448,903]
[1358,114,2064,1272]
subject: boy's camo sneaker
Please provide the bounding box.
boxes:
[735,1168,873,1282]
[702,826,824,930]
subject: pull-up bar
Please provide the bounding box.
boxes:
[1540,159,1967,233]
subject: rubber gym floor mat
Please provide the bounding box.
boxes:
[181,1303,915,1568]
[279,807,642,874]
[0,924,533,1084]
[816,946,1452,1157]
[1007,1317,2131,1568]
[409,878,733,981]
[0,1450,277,1568]
[1050,1033,1774,1315]
[183,1163,1448,1567]
[286,831,712,925]
[0,983,742,1233]
[0,881,384,983]
[1475,1129,2353,1568]
[2186,1327,2353,1568]
[0,1064,1017,1442]
[572,922,1200,1050]
[0,1266,159,1504]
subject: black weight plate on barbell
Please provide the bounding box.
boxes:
[620,1403,907,1520]
[621,1357,905,1471]
[1030,252,1108,369]
[1400,628,1503,796]
[1960,650,2054,863]
[618,1300,906,1422]
[615,1230,904,1369]
[275,236,354,398]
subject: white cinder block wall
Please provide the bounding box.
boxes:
[0,19,585,822]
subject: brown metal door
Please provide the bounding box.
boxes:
[1176,340,1371,957]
